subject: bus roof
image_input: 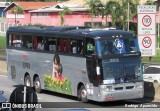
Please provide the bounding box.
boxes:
[7,26,135,39]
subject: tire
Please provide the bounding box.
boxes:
[78,85,88,102]
[34,77,42,93]
[24,75,32,87]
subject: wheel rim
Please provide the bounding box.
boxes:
[81,89,87,99]
[26,79,30,86]
[35,80,40,89]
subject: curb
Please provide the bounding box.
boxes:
[0,56,6,61]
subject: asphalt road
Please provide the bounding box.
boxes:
[0,74,160,111]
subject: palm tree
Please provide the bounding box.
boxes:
[145,0,156,5]
[58,7,72,26]
[117,0,138,30]
[85,0,103,27]
[11,5,23,24]
[105,0,120,28]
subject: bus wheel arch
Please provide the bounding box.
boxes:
[77,82,88,102]
[33,75,42,93]
[24,73,32,87]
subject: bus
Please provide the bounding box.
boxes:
[6,26,144,102]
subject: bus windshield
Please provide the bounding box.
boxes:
[96,37,140,57]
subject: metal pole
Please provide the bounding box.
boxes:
[158,6,160,48]
[128,2,130,31]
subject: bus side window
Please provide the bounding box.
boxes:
[57,38,69,53]
[12,35,22,48]
[70,40,77,54]
[78,40,83,55]
[22,35,33,49]
[33,36,43,50]
[7,34,13,47]
[45,37,56,52]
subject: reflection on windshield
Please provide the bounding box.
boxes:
[102,57,141,84]
[96,38,140,56]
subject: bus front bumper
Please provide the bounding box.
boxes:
[96,84,144,102]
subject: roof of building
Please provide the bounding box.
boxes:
[4,2,58,11]
[29,0,155,13]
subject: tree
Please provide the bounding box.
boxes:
[145,0,156,5]
[11,6,24,24]
[105,0,120,28]
[58,7,72,26]
[118,0,137,30]
[85,0,103,27]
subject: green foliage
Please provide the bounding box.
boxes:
[0,37,6,49]
[105,0,121,28]
[85,0,103,27]
[0,37,6,56]
[44,74,72,95]
[11,6,24,14]
[142,49,160,63]
[144,0,156,5]
[58,7,72,26]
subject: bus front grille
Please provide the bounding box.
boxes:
[114,87,123,90]
[126,86,134,89]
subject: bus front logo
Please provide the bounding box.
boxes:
[115,39,123,50]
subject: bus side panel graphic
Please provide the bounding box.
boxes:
[44,54,72,95]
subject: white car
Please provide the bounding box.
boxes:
[143,65,160,84]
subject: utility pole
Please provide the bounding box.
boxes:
[128,2,130,31]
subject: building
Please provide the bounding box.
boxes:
[0,2,9,17]
[4,0,160,27]
[4,2,57,24]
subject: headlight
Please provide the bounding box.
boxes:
[100,86,112,92]
[136,85,143,89]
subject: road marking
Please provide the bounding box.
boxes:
[0,75,7,77]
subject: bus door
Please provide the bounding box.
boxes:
[85,38,98,86]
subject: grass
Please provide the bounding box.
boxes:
[0,36,6,48]
[0,36,6,56]
[141,49,160,64]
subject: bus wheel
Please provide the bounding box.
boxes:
[78,85,88,102]
[24,75,31,87]
[34,77,42,93]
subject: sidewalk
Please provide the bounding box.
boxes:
[0,60,7,74]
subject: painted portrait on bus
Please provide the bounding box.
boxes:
[52,54,63,81]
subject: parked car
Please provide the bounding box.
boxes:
[143,65,160,84]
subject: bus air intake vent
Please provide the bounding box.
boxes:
[114,87,123,90]
[126,86,134,89]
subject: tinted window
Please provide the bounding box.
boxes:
[144,67,156,74]
[33,36,43,50]
[157,68,160,73]
[22,35,33,49]
[44,37,56,52]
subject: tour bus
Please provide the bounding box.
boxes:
[6,26,144,102]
